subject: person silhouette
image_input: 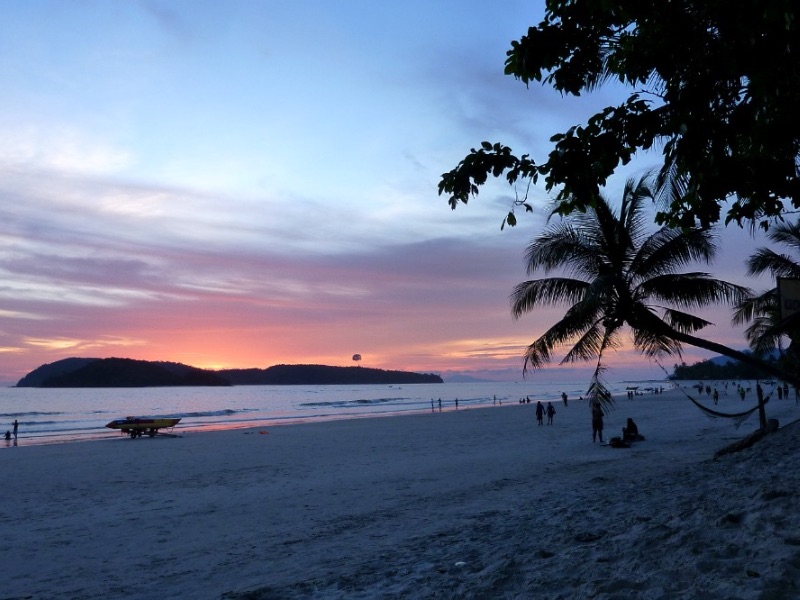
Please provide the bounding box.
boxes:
[546,402,556,425]
[535,401,545,426]
[591,402,604,443]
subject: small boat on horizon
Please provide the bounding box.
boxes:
[105,417,181,438]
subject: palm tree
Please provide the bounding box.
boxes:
[733,220,800,368]
[510,175,800,426]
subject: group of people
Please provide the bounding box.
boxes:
[534,401,557,425]
[590,401,641,447]
[429,397,462,412]
[697,380,796,404]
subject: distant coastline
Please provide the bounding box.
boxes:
[15,357,444,388]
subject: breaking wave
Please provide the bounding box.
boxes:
[299,397,407,408]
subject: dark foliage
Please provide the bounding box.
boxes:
[670,358,776,381]
[439,1,800,229]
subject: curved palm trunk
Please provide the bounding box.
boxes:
[642,315,799,429]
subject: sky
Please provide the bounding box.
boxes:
[0,0,777,384]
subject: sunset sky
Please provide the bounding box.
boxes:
[0,1,774,384]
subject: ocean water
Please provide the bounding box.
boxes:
[0,379,669,446]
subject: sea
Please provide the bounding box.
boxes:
[0,379,669,446]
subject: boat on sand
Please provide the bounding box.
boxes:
[105,417,181,438]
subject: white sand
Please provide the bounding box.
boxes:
[2,388,799,599]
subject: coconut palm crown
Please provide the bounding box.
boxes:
[733,220,800,360]
[509,176,791,398]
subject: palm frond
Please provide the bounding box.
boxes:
[631,228,717,279]
[653,165,690,215]
[638,273,751,308]
[521,300,605,373]
[588,195,634,272]
[510,278,589,318]
[560,319,620,365]
[767,221,800,254]
[523,223,600,278]
[660,308,713,333]
[564,322,623,422]
[618,176,655,245]
[744,316,785,357]
[632,325,685,357]
[746,248,800,279]
[732,289,777,327]
[586,360,615,413]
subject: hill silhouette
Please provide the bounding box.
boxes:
[18,358,230,388]
[16,358,443,387]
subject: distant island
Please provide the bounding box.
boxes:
[15,357,444,388]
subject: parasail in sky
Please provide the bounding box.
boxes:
[352,354,362,363]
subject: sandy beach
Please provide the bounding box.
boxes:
[2,387,799,599]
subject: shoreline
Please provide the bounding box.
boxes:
[2,385,673,449]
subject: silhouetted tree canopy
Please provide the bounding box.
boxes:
[670,358,776,381]
[439,1,800,230]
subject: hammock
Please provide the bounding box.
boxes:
[657,363,773,428]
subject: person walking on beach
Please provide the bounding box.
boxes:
[591,401,604,443]
[561,391,568,407]
[438,398,442,412]
[546,402,556,425]
[13,419,18,439]
[431,398,435,412]
[455,397,459,410]
[535,401,545,426]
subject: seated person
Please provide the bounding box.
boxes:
[622,417,640,442]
